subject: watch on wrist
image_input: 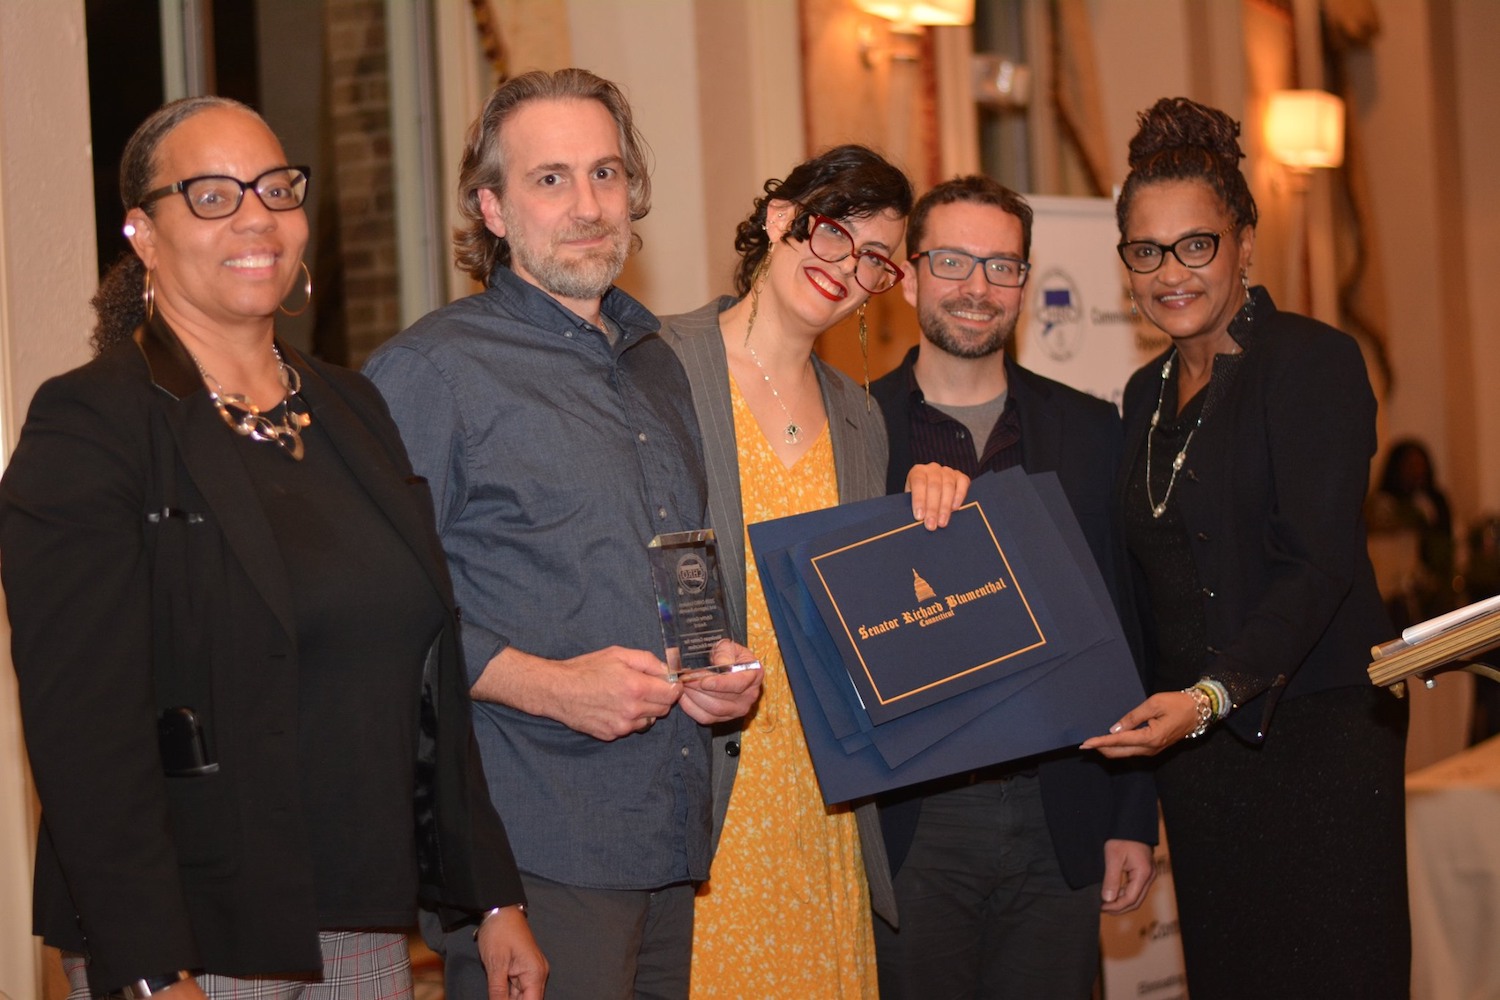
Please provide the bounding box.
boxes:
[120,971,191,998]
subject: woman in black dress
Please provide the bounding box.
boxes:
[2,97,544,999]
[1081,97,1409,998]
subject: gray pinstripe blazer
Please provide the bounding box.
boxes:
[660,297,898,926]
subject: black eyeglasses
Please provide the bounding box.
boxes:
[138,166,311,220]
[1116,226,1233,274]
[909,249,1030,288]
[804,215,904,294]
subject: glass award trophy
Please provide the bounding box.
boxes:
[648,529,760,682]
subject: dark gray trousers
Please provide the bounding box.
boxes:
[874,773,1101,1000]
[421,872,695,1000]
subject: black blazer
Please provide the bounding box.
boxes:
[1118,288,1392,742]
[1,318,522,993]
[873,349,1157,889]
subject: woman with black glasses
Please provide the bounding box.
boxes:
[1081,97,1408,998]
[2,97,544,999]
[660,145,965,999]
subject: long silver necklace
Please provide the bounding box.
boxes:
[1145,350,1199,519]
[742,249,806,445]
[192,345,313,460]
[1145,293,1254,518]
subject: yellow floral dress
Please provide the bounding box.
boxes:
[689,378,877,999]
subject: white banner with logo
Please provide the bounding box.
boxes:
[1015,194,1166,409]
[1014,196,1187,998]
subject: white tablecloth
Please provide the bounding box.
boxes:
[1407,733,1500,999]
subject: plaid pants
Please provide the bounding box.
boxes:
[64,930,413,1000]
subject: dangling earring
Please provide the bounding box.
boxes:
[143,269,156,323]
[858,302,871,410]
[1240,267,1254,323]
[744,245,774,347]
[1128,290,1138,319]
[279,261,313,317]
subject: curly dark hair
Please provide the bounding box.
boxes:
[1115,97,1258,237]
[92,95,262,354]
[453,68,652,284]
[731,144,913,297]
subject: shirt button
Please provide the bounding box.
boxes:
[726,740,740,757]
[957,430,967,438]
[564,330,574,338]
[638,432,648,443]
[1201,587,1215,598]
[658,507,668,520]
[680,746,690,759]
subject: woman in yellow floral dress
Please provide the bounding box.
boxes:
[661,146,967,999]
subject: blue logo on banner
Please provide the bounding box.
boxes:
[1031,270,1084,361]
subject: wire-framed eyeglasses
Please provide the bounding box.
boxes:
[1116,226,1234,274]
[804,215,904,294]
[908,249,1030,288]
[138,166,311,220]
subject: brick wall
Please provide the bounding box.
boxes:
[323,0,399,367]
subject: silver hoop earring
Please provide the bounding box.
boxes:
[279,261,313,317]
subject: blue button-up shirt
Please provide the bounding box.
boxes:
[364,267,712,889]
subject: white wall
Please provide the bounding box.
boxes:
[0,5,99,996]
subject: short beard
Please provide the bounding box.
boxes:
[918,297,1015,359]
[504,214,630,302]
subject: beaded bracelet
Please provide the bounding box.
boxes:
[1195,678,1231,720]
[1182,685,1213,739]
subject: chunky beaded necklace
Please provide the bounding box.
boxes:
[192,345,312,460]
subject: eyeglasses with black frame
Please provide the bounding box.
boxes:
[803,215,904,294]
[908,249,1031,288]
[137,166,312,220]
[1116,225,1234,274]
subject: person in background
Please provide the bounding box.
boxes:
[659,144,967,999]
[2,96,542,1000]
[1081,96,1409,999]
[871,175,1156,1000]
[364,69,762,1000]
[1368,437,1458,627]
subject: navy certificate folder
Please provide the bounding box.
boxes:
[747,468,1142,804]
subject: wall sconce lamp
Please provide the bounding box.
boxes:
[1264,90,1345,172]
[856,0,975,32]
[857,0,974,66]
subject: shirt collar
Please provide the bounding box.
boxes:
[485,265,661,345]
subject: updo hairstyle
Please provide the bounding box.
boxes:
[1115,97,1258,236]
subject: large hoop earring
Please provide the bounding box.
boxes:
[279,261,313,317]
[143,269,156,323]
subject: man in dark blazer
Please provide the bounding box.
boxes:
[870,177,1157,1000]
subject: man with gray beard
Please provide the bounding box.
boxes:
[869,176,1156,1000]
[365,69,760,1000]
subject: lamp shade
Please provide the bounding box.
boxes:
[855,0,974,29]
[1264,90,1345,170]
